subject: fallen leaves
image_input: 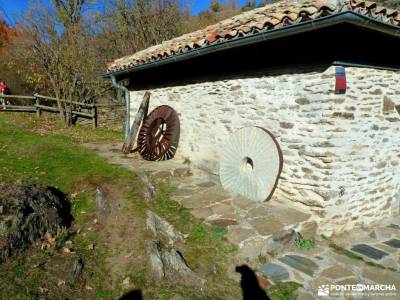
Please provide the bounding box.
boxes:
[45,232,55,246]
[122,277,130,289]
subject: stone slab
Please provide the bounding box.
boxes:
[227,227,257,245]
[196,181,217,188]
[172,188,195,197]
[362,266,400,286]
[207,219,238,228]
[181,186,230,208]
[350,244,389,260]
[388,224,400,230]
[383,239,400,249]
[319,265,354,280]
[211,203,236,216]
[231,195,255,210]
[248,217,284,236]
[191,207,213,219]
[260,263,289,282]
[278,255,319,276]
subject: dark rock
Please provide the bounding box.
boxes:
[70,257,84,281]
[264,229,299,255]
[382,96,395,112]
[0,183,72,263]
[173,168,191,177]
[278,254,319,276]
[383,239,400,249]
[272,229,299,244]
[350,244,389,260]
[280,122,294,129]
[385,117,400,122]
[230,85,241,91]
[196,181,216,188]
[260,263,289,282]
[370,88,382,95]
[371,124,379,130]
[208,219,238,228]
[295,98,310,105]
[332,112,355,120]
[388,224,400,230]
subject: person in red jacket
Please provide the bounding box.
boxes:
[0,80,10,105]
[0,80,9,94]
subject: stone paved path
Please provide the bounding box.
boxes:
[85,142,400,299]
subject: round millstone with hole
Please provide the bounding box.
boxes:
[219,126,283,202]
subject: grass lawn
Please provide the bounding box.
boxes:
[0,113,301,300]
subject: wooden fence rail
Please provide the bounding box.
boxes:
[0,94,98,128]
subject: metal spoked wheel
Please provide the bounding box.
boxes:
[137,105,180,161]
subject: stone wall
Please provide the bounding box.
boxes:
[325,68,400,234]
[129,66,400,235]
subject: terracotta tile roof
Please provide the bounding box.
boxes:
[107,0,400,73]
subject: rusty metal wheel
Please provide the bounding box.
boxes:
[137,105,180,161]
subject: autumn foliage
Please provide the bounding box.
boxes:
[0,19,16,53]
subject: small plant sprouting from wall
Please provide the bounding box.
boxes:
[295,238,316,250]
[183,156,191,166]
[258,254,268,264]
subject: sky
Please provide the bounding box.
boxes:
[0,0,249,25]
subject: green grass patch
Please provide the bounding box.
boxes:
[1,113,122,143]
[72,192,94,216]
[0,113,132,192]
[0,113,132,299]
[295,238,316,250]
[0,113,241,299]
[258,254,268,264]
[267,282,302,300]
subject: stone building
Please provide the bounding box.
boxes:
[105,0,400,235]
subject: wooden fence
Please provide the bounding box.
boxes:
[0,94,98,128]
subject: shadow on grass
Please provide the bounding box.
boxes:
[119,289,143,300]
[117,265,269,300]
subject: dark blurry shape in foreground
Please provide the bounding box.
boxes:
[236,265,270,300]
[119,289,143,300]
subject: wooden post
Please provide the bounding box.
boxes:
[35,96,41,118]
[92,105,97,128]
[122,91,151,154]
[1,94,5,110]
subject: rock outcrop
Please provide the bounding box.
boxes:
[145,210,202,286]
[0,183,72,262]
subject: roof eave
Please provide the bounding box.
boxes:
[102,11,400,78]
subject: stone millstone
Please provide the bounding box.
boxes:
[0,183,72,262]
[219,126,283,202]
